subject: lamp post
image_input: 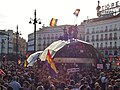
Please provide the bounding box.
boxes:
[7,33,9,55]
[16,25,21,56]
[29,9,41,52]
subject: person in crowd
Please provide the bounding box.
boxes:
[22,81,30,90]
[8,76,21,90]
[100,72,108,90]
[1,59,120,90]
[79,81,91,90]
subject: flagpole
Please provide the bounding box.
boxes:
[73,16,78,25]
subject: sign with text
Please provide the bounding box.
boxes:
[97,64,103,69]
[67,68,79,73]
[100,1,120,16]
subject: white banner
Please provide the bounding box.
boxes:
[67,68,79,73]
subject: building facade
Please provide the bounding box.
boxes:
[84,1,120,65]
[0,30,26,58]
[27,24,85,52]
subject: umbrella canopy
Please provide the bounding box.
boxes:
[39,40,70,61]
[39,39,93,61]
[27,51,43,67]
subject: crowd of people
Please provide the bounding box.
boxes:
[0,61,120,90]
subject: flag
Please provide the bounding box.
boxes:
[73,9,80,17]
[49,18,58,27]
[0,69,5,75]
[18,59,21,65]
[24,59,28,68]
[46,50,58,77]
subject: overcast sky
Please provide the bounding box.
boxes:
[0,0,115,40]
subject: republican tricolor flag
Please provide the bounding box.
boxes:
[73,9,80,17]
[49,18,58,27]
[46,50,58,77]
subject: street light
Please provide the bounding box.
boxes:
[16,25,21,56]
[29,9,41,52]
[7,33,9,54]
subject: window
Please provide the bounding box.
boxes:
[110,42,112,48]
[51,34,54,39]
[101,27,103,32]
[92,28,95,33]
[97,43,99,48]
[100,43,103,48]
[109,33,112,40]
[100,34,103,40]
[105,34,108,40]
[110,25,112,31]
[114,24,117,31]
[114,33,117,39]
[96,35,99,41]
[105,26,108,32]
[96,27,99,33]
[55,34,58,39]
[86,36,89,42]
[109,51,112,55]
[92,35,94,41]
[86,28,89,34]
[47,34,50,39]
[105,51,108,55]
[114,50,117,55]
[105,42,107,48]
[115,41,117,48]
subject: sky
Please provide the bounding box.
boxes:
[0,0,115,41]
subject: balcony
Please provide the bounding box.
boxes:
[109,29,112,32]
[47,37,50,39]
[108,46,114,49]
[38,44,41,46]
[43,43,46,46]
[51,37,54,39]
[86,32,90,34]
[91,39,95,42]
[105,29,108,32]
[113,37,117,40]
[109,37,112,40]
[113,46,117,49]
[114,28,118,31]
[86,39,90,42]
[96,31,99,33]
[100,30,103,33]
[55,36,58,39]
[38,37,42,40]
[104,38,108,40]
[100,47,104,50]
[43,37,46,39]
[96,39,99,41]
[92,31,95,34]
[100,38,103,41]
